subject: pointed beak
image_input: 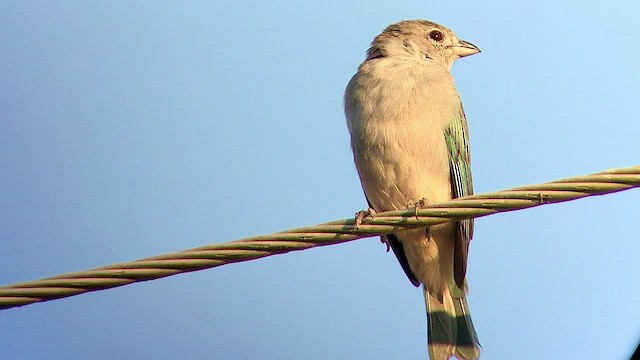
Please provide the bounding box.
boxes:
[450,39,480,57]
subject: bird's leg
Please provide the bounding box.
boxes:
[354,208,390,251]
[412,198,429,220]
[409,198,432,244]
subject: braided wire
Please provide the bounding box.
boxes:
[1,165,638,310]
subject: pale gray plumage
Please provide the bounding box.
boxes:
[344,20,481,360]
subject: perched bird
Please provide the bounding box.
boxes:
[344,20,481,359]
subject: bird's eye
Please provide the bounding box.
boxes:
[428,29,444,42]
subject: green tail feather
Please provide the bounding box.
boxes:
[425,287,480,360]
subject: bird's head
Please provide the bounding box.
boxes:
[366,20,480,69]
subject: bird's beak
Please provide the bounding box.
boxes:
[450,39,480,57]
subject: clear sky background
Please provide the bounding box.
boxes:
[1,1,639,359]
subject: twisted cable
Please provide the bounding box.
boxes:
[1,165,638,310]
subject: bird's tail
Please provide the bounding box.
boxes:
[424,286,480,360]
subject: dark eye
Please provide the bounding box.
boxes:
[428,29,444,42]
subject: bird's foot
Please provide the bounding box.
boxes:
[380,236,391,252]
[355,208,389,251]
[409,198,429,220]
[354,208,376,227]
[407,199,432,244]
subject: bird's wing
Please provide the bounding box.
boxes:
[386,234,421,287]
[365,197,421,287]
[444,104,474,289]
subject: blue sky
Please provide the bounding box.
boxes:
[1,1,639,359]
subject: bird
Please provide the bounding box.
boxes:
[344,20,481,360]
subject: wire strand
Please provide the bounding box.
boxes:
[1,165,638,310]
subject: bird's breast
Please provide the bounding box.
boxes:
[345,59,461,211]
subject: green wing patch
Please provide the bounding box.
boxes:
[444,106,474,289]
